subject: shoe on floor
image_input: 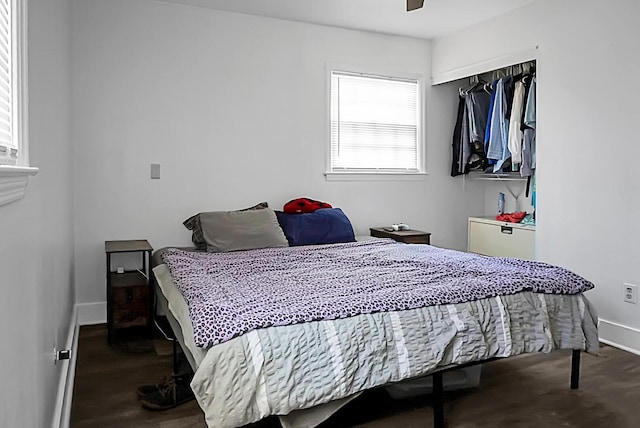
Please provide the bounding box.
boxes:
[136,384,159,399]
[136,376,172,399]
[139,377,195,411]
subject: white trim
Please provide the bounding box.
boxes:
[598,319,640,356]
[325,171,428,182]
[0,164,38,206]
[14,0,29,167]
[76,301,106,326]
[0,0,29,167]
[325,62,427,177]
[52,305,78,428]
[431,47,539,85]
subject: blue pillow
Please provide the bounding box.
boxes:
[275,208,356,246]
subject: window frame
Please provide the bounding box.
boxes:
[325,63,427,181]
[0,0,37,207]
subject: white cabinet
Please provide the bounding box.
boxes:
[467,217,535,260]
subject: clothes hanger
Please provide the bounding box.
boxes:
[459,75,486,96]
[459,75,476,95]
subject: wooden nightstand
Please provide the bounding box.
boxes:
[105,239,153,343]
[369,227,431,245]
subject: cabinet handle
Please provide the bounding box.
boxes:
[501,226,513,234]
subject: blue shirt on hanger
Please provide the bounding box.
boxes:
[486,78,511,172]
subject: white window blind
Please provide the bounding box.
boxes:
[330,71,421,173]
[0,0,15,166]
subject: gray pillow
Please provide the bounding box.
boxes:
[183,202,268,250]
[200,208,289,252]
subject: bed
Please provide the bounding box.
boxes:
[150,205,599,428]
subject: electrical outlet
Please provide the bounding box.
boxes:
[53,345,71,364]
[150,163,161,179]
[623,283,637,304]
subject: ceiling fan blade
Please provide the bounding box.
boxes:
[407,0,425,11]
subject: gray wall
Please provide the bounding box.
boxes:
[71,0,486,309]
[0,0,74,426]
[433,0,640,352]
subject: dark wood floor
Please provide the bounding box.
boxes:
[71,325,640,428]
[70,325,205,428]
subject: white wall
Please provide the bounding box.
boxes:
[0,0,73,426]
[433,0,640,352]
[71,0,485,307]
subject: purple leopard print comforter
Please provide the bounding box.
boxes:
[161,239,594,348]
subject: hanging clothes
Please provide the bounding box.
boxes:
[452,83,492,175]
[484,80,498,166]
[466,91,491,170]
[502,76,516,119]
[508,80,526,165]
[520,74,534,128]
[450,97,466,177]
[521,75,537,176]
[486,78,511,173]
[521,128,536,177]
[459,100,471,173]
[467,91,491,144]
[524,76,537,129]
[531,173,537,210]
[451,63,536,178]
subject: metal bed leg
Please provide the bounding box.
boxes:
[570,349,581,389]
[172,337,179,376]
[433,371,445,428]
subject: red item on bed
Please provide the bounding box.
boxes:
[496,211,527,223]
[283,198,332,214]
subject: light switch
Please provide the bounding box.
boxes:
[150,163,161,179]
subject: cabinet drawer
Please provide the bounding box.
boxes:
[468,220,534,260]
[112,285,149,329]
[370,227,431,245]
[400,235,430,244]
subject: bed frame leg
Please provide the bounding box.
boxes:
[433,371,445,428]
[172,337,178,376]
[570,349,581,389]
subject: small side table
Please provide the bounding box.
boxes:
[369,227,431,245]
[105,239,153,343]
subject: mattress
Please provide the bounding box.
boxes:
[153,249,599,428]
[153,262,361,428]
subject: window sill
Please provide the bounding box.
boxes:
[0,165,39,206]
[325,171,428,182]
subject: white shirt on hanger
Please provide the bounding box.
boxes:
[508,81,526,164]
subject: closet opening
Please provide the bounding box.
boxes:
[446,59,538,260]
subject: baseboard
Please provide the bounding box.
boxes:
[76,301,106,325]
[51,305,79,428]
[598,319,640,356]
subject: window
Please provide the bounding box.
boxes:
[328,69,424,178]
[0,0,25,167]
[0,0,36,207]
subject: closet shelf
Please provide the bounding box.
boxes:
[466,172,528,182]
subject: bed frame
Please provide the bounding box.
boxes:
[151,270,583,428]
[152,276,196,375]
[429,350,581,427]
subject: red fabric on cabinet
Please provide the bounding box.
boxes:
[496,211,527,223]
